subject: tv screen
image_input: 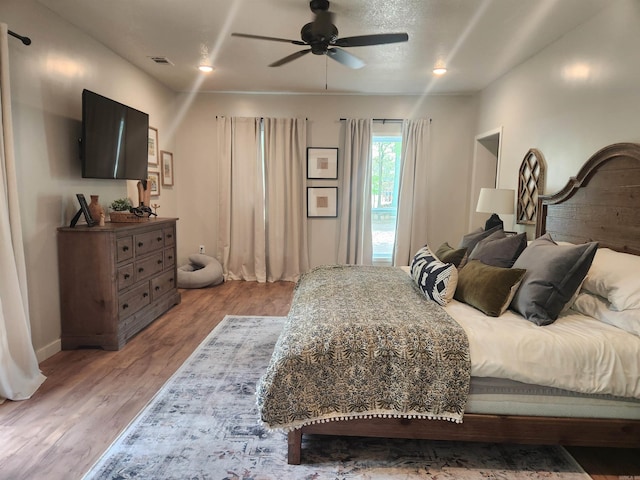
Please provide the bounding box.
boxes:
[81,89,149,180]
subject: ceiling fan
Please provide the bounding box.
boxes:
[231,0,409,69]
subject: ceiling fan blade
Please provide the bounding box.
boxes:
[269,49,312,67]
[334,33,409,47]
[326,47,365,69]
[232,33,306,46]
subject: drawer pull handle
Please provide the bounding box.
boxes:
[122,303,129,310]
[157,259,163,265]
[143,292,149,298]
[168,255,173,260]
[138,242,144,247]
[169,277,174,283]
[138,267,144,273]
[167,234,173,239]
[155,286,161,291]
[122,246,129,252]
[157,236,163,242]
[124,273,130,279]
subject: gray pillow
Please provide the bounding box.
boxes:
[458,225,504,253]
[510,233,598,325]
[469,232,527,268]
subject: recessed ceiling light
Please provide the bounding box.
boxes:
[198,43,214,73]
[433,67,447,75]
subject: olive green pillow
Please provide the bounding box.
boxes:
[454,260,526,317]
[435,242,468,268]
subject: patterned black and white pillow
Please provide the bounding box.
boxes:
[410,245,458,306]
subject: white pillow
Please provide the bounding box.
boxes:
[572,292,640,337]
[582,248,640,311]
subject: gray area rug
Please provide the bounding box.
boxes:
[84,315,590,479]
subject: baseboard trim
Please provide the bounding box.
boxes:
[36,338,61,363]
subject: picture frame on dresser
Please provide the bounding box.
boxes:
[69,193,95,228]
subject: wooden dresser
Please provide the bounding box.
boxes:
[57,217,181,350]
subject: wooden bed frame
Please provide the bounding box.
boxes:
[287,142,640,465]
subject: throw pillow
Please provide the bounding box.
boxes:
[454,260,526,317]
[435,242,468,268]
[458,225,505,254]
[411,245,458,306]
[468,232,527,268]
[510,233,598,325]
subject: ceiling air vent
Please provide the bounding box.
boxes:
[149,56,174,66]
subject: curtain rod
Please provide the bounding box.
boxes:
[340,118,403,123]
[339,118,432,124]
[8,30,31,46]
[215,116,308,120]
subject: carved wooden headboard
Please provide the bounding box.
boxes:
[535,142,640,255]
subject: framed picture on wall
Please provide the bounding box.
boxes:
[307,147,338,179]
[307,187,338,217]
[148,127,159,165]
[148,171,161,197]
[160,150,174,186]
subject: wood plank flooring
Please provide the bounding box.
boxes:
[0,280,637,479]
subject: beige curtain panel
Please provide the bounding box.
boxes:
[0,23,46,402]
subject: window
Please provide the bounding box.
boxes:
[371,131,402,265]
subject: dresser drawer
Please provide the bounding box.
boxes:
[163,227,175,247]
[116,237,134,263]
[117,264,135,291]
[134,229,165,256]
[164,247,176,267]
[134,252,164,282]
[118,283,150,319]
[151,270,176,300]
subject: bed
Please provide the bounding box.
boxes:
[257,142,640,464]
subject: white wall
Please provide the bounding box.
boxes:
[476,0,640,200]
[174,93,479,268]
[1,0,177,360]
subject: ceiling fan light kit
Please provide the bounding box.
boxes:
[231,0,409,69]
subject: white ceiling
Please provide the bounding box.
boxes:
[37,0,609,95]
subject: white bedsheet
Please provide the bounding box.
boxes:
[444,300,640,399]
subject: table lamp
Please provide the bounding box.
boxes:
[476,188,515,231]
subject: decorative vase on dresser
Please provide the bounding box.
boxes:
[88,194,104,224]
[57,217,181,350]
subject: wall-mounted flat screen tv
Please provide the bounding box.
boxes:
[81,89,149,180]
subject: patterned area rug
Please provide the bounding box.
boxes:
[84,315,590,480]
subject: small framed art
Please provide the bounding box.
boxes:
[69,193,95,227]
[307,187,338,218]
[307,147,338,179]
[148,127,159,166]
[148,171,161,197]
[160,150,174,186]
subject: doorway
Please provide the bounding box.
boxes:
[468,127,502,230]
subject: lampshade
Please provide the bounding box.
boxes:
[476,188,515,214]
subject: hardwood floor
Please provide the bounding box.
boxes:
[0,280,637,479]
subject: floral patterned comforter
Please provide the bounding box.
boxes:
[256,265,471,431]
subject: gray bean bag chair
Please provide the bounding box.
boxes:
[177,254,223,288]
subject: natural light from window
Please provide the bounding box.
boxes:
[371,133,402,265]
